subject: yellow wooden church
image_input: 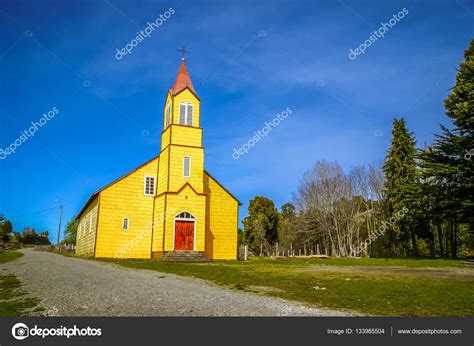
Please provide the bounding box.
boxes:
[75,57,241,260]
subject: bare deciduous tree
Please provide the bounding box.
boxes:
[290,160,386,257]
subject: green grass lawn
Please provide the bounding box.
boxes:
[0,251,43,316]
[100,256,473,316]
[0,250,23,264]
[265,256,468,268]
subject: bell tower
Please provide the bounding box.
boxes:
[152,54,208,256]
[157,56,204,194]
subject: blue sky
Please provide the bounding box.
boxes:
[0,0,473,241]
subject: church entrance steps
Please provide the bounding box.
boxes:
[162,251,211,262]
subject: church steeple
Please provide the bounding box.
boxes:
[163,56,201,131]
[171,59,196,96]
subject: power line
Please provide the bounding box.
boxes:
[6,206,61,219]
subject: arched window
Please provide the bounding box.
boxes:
[175,211,196,220]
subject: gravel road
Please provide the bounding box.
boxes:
[1,249,352,316]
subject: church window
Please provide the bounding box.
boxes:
[175,211,195,219]
[179,103,186,124]
[89,213,93,233]
[144,176,156,196]
[183,156,190,177]
[165,103,171,127]
[122,218,129,231]
[186,103,193,126]
[179,102,193,126]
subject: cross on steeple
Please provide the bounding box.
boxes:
[177,46,190,60]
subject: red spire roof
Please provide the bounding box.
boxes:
[171,59,196,95]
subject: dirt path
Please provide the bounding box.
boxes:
[289,264,474,280]
[1,249,352,316]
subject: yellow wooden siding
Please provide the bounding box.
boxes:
[76,197,99,257]
[161,126,171,149]
[94,158,158,259]
[157,147,169,192]
[169,125,202,147]
[151,194,165,252]
[168,146,204,192]
[204,173,238,260]
[172,89,200,127]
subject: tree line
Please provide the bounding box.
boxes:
[241,39,473,259]
[0,215,51,246]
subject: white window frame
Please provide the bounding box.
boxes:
[179,102,193,126]
[89,213,93,233]
[165,103,171,128]
[183,156,191,178]
[144,176,156,196]
[186,103,193,126]
[179,102,186,124]
[122,218,129,231]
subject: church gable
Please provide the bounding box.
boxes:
[94,157,159,258]
[76,155,160,220]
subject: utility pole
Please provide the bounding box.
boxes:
[56,202,63,245]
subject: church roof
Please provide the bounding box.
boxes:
[170,59,197,96]
[75,155,159,219]
[204,170,243,206]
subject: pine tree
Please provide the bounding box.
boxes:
[383,118,417,255]
[420,39,474,228]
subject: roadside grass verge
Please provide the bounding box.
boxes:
[0,251,43,316]
[99,257,473,316]
[0,250,23,264]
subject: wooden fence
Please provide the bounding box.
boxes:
[238,243,330,261]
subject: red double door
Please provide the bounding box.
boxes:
[174,221,194,250]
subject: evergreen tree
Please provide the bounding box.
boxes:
[280,203,296,219]
[242,196,280,253]
[277,203,297,248]
[383,118,417,255]
[420,39,474,227]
